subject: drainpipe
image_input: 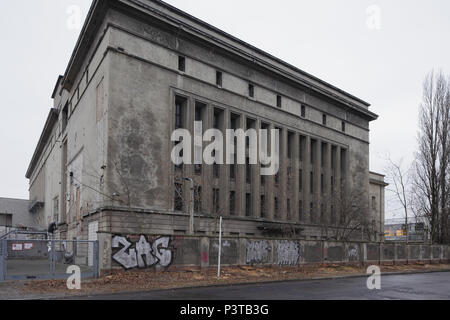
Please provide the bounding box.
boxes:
[184,178,194,235]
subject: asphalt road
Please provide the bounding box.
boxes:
[73,271,450,300]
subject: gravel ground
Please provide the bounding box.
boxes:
[2,263,449,300]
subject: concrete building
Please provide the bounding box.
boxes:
[26,0,386,269]
[0,198,37,236]
[369,172,388,241]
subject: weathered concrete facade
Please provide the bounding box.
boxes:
[26,0,384,269]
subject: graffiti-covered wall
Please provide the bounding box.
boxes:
[103,234,450,272]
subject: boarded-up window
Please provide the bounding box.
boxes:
[96,79,104,122]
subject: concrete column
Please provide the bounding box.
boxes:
[236,114,245,217]
[314,139,321,224]
[252,119,262,218]
[220,108,230,216]
[303,136,311,223]
[335,146,342,225]
[203,105,214,214]
[279,128,288,221]
[293,133,300,222]
[267,123,275,221]
[324,143,332,225]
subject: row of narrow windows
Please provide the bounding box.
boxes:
[173,95,348,224]
[178,55,347,132]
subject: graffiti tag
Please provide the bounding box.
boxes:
[112,235,173,270]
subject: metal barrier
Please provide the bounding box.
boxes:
[0,239,99,282]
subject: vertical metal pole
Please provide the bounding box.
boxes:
[185,178,195,235]
[93,241,99,278]
[218,217,222,279]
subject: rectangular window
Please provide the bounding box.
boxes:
[178,56,186,72]
[216,71,223,86]
[246,157,251,184]
[287,199,291,220]
[321,174,324,194]
[277,95,282,108]
[229,191,236,215]
[53,196,59,223]
[322,114,327,126]
[174,183,183,211]
[310,172,314,194]
[246,193,252,217]
[195,186,202,213]
[62,102,69,132]
[301,105,306,118]
[342,121,346,132]
[299,200,303,221]
[274,197,279,218]
[299,169,303,191]
[175,96,187,129]
[213,189,220,214]
[248,84,254,98]
[260,195,266,218]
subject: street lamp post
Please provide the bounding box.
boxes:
[184,178,194,235]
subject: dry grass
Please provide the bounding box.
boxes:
[23,263,450,297]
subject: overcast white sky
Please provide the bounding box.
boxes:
[0,0,449,219]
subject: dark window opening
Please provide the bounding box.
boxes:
[229,191,236,215]
[216,71,223,86]
[322,114,327,126]
[178,56,186,72]
[248,84,254,98]
[301,105,306,118]
[277,95,282,108]
[246,193,252,217]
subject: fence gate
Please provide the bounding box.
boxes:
[0,239,98,282]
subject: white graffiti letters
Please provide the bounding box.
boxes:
[112,236,138,269]
[112,235,172,270]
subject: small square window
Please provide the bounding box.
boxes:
[277,95,282,108]
[178,56,186,72]
[248,84,254,98]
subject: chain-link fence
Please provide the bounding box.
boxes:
[0,239,98,281]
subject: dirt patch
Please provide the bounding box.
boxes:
[22,263,450,298]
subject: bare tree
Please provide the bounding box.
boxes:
[319,186,370,242]
[411,71,450,244]
[385,156,412,243]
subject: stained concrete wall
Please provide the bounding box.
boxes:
[101,231,450,272]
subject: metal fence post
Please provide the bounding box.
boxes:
[0,240,6,282]
[50,240,56,276]
[93,241,99,278]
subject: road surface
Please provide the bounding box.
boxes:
[72,271,450,300]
